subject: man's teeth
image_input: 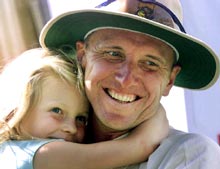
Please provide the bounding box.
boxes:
[108,90,136,102]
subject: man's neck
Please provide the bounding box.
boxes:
[92,127,127,142]
[87,114,129,142]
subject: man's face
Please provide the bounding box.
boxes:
[77,29,180,131]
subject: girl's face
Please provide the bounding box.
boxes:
[20,75,89,143]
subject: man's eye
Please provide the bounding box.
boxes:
[51,107,63,115]
[139,60,159,71]
[107,51,119,56]
[103,51,124,58]
[146,60,158,66]
[76,116,88,127]
[102,50,125,63]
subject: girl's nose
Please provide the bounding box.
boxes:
[62,118,77,134]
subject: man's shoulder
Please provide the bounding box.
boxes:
[141,128,220,169]
[167,128,219,149]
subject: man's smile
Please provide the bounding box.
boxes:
[105,88,140,103]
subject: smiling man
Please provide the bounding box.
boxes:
[76,29,180,135]
[40,0,220,168]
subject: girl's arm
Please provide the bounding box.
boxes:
[34,104,169,169]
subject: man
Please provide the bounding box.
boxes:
[40,0,220,168]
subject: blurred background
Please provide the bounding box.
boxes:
[0,0,219,144]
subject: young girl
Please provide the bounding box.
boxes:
[0,48,168,169]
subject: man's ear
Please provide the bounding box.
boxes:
[76,41,86,68]
[163,65,181,96]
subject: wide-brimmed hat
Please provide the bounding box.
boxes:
[39,3,219,90]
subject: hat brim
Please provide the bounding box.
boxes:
[40,9,219,90]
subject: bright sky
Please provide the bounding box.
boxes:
[47,0,188,132]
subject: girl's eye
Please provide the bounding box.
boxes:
[51,107,63,115]
[76,116,88,127]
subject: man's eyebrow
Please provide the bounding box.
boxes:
[99,45,123,50]
[95,45,124,52]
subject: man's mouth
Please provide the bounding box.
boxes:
[106,89,139,103]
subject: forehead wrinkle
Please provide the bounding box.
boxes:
[87,29,175,64]
[89,35,125,53]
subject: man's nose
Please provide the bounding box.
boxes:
[115,63,139,87]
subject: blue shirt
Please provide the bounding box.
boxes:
[0,139,59,169]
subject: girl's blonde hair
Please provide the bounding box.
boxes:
[0,47,84,143]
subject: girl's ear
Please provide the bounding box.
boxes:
[76,41,86,68]
[163,65,181,96]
